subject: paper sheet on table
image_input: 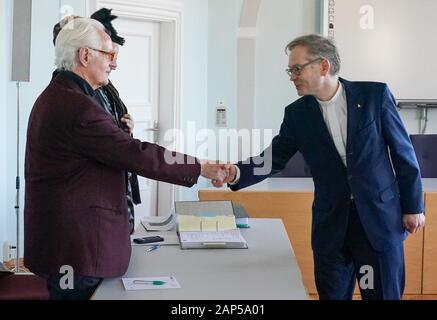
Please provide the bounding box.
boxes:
[179,229,246,243]
[122,276,181,290]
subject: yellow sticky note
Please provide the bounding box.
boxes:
[201,217,218,231]
[217,215,237,231]
[178,215,201,232]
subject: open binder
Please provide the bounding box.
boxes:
[175,201,248,249]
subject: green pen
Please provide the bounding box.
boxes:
[133,280,166,285]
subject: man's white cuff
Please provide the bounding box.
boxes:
[228,166,241,185]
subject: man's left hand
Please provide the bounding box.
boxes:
[403,213,425,234]
[121,114,134,135]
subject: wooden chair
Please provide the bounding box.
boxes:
[0,274,49,300]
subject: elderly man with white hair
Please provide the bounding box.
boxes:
[53,9,140,236]
[55,18,114,89]
[24,18,229,300]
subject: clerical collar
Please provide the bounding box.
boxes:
[316,82,343,107]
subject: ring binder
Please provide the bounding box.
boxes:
[175,201,248,249]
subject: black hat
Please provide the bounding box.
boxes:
[91,8,125,46]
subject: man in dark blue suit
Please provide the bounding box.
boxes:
[214,34,425,300]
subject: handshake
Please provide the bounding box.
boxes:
[199,160,237,187]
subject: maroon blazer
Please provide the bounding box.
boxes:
[24,72,201,278]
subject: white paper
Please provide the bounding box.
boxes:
[141,212,177,231]
[122,276,181,290]
[179,229,246,243]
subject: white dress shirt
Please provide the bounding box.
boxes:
[316,82,348,166]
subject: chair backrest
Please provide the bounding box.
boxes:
[410,134,437,178]
[272,151,312,177]
[0,274,49,300]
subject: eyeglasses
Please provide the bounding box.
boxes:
[285,57,323,77]
[87,47,116,62]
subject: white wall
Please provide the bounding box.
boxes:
[207,0,239,133]
[204,0,240,165]
[179,0,241,199]
[254,0,321,135]
[178,0,209,200]
[203,0,322,157]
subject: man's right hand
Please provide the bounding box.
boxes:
[212,164,237,188]
[199,160,229,183]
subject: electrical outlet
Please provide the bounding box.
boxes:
[2,242,15,262]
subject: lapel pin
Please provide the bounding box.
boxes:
[357,104,362,108]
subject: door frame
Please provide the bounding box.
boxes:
[87,0,183,214]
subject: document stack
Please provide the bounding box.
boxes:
[175,201,248,249]
[141,212,177,231]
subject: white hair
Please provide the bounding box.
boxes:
[55,18,105,71]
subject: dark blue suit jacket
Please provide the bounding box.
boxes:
[230,78,424,254]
